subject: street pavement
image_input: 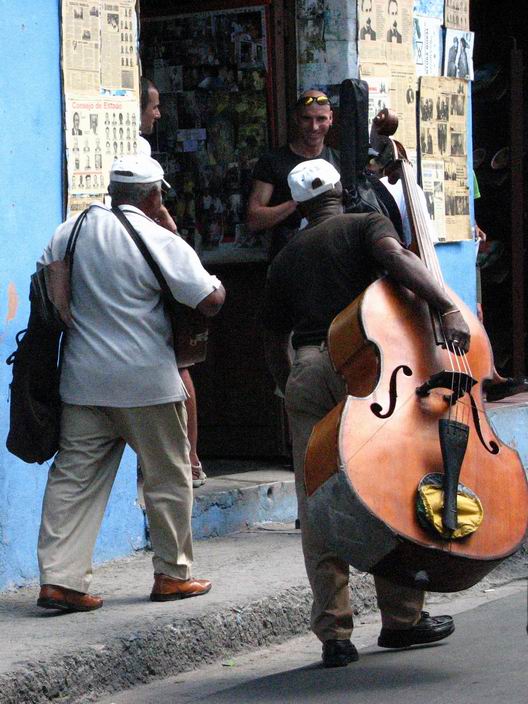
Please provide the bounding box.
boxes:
[0,521,526,704]
[97,583,528,704]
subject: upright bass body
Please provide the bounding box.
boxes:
[304,276,528,592]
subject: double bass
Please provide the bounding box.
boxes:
[304,110,528,592]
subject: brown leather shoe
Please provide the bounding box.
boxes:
[150,574,212,602]
[37,585,103,612]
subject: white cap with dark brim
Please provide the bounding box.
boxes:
[110,154,171,190]
[287,158,341,203]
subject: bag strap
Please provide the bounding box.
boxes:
[64,207,90,267]
[111,206,178,306]
[60,206,90,365]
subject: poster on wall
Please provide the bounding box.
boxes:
[357,0,414,66]
[419,76,471,242]
[65,95,139,203]
[61,0,140,214]
[359,62,417,162]
[413,14,442,76]
[443,28,474,80]
[141,6,271,264]
[358,0,417,158]
[444,0,470,31]
[413,0,443,20]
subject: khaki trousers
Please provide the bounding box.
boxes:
[285,345,424,642]
[38,402,193,593]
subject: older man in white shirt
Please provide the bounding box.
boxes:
[37,154,225,612]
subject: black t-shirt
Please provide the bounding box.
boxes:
[252,144,341,232]
[262,211,400,349]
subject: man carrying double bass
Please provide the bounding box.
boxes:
[262,158,470,668]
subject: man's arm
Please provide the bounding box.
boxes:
[263,329,291,396]
[372,236,471,352]
[196,285,226,317]
[155,205,178,234]
[246,180,298,233]
[196,284,225,318]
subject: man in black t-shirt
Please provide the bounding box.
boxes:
[247,90,339,259]
[262,158,470,668]
[247,89,404,259]
[250,142,340,257]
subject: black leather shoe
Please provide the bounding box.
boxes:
[322,639,359,667]
[485,376,528,402]
[378,612,454,648]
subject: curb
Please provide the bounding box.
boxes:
[1,548,525,704]
[192,477,297,539]
[0,585,314,704]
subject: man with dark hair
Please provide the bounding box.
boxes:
[138,77,207,487]
[246,90,339,259]
[138,78,173,231]
[262,158,467,667]
[37,154,225,612]
[139,77,161,155]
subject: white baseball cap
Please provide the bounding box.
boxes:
[110,154,171,190]
[287,159,341,202]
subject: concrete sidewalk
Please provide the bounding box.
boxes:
[0,524,310,704]
[0,519,526,704]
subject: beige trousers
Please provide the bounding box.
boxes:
[38,402,193,593]
[285,345,424,642]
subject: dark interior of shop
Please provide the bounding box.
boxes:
[470,0,526,379]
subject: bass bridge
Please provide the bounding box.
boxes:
[415,370,477,405]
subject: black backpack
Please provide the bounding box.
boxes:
[5,209,88,464]
[6,313,63,464]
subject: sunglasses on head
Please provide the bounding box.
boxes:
[296,95,331,107]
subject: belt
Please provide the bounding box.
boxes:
[296,340,328,351]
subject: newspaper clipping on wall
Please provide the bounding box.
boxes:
[419,76,471,242]
[358,0,417,162]
[413,13,443,77]
[360,62,417,161]
[444,0,470,31]
[61,0,140,213]
[62,0,138,94]
[357,0,414,65]
[444,28,474,80]
[65,95,139,212]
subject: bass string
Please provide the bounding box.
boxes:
[400,159,471,426]
[401,160,444,286]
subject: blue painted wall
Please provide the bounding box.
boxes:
[437,240,477,311]
[0,2,144,591]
